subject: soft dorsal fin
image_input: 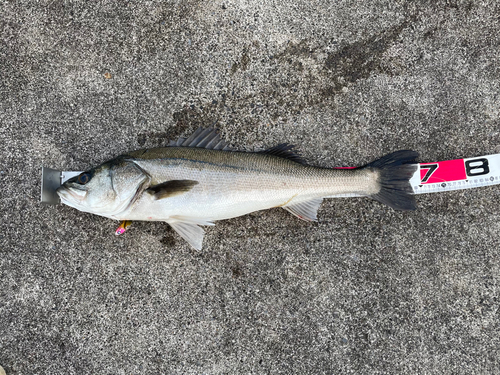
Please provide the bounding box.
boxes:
[283,198,323,221]
[146,180,198,200]
[260,143,307,164]
[168,127,232,151]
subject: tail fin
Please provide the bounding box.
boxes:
[365,150,419,211]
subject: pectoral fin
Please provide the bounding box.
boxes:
[283,198,323,222]
[146,180,198,200]
[167,220,206,250]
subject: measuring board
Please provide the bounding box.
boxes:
[41,153,500,204]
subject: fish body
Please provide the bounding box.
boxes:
[57,128,418,249]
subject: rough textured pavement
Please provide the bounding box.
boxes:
[1,1,500,374]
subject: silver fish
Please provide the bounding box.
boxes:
[57,128,418,249]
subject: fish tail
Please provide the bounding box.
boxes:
[365,150,419,211]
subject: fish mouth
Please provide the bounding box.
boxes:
[56,185,87,205]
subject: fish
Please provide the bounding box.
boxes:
[57,128,418,249]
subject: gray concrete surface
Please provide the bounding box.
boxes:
[1,0,500,374]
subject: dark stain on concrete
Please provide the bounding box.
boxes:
[323,17,412,94]
[136,131,172,147]
[241,50,250,71]
[136,1,203,54]
[172,105,219,133]
[160,234,176,247]
[231,48,251,74]
[136,104,220,147]
[274,40,318,60]
[212,18,417,128]
[231,264,243,278]
[148,17,415,136]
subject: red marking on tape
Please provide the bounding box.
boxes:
[420,159,466,184]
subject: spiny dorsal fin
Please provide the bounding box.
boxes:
[167,127,232,151]
[260,143,307,165]
[146,180,198,200]
[283,198,323,221]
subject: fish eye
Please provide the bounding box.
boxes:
[77,173,91,185]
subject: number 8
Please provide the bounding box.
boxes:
[465,158,489,176]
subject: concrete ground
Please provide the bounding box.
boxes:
[1,0,500,374]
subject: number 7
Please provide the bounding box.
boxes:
[420,163,438,183]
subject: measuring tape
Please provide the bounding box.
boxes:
[411,153,500,194]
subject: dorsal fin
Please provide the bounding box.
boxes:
[259,143,307,164]
[167,127,232,151]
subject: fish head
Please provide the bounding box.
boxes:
[57,157,149,217]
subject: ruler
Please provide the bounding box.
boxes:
[411,153,500,194]
[40,153,500,204]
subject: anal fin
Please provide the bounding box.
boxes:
[283,198,323,222]
[167,217,214,250]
